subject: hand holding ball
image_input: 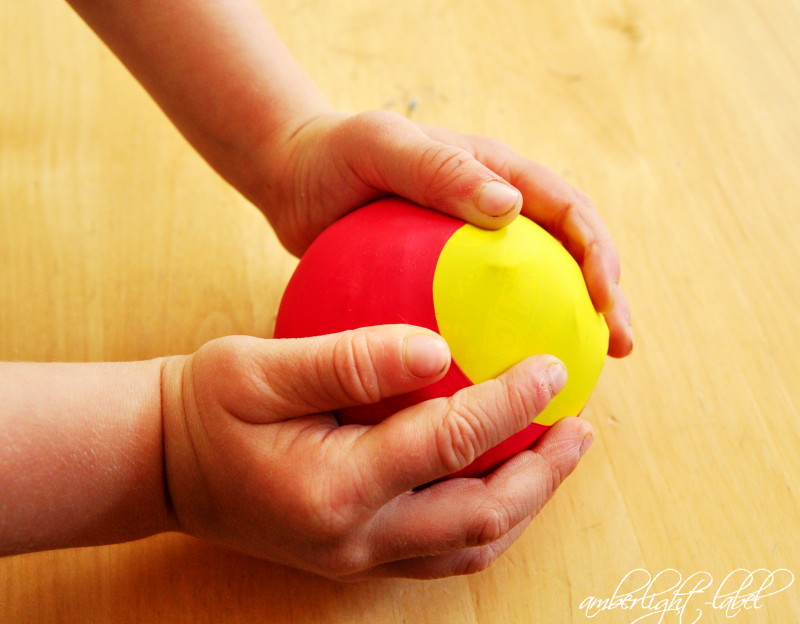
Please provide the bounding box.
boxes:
[275,198,608,478]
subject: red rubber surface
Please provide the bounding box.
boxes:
[275,198,550,479]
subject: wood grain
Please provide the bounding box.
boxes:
[2,0,799,622]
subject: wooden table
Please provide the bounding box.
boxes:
[2,1,799,621]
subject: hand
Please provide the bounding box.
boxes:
[64,0,631,356]
[161,325,593,580]
[254,111,633,358]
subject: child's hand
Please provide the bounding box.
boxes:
[65,1,632,358]
[161,325,592,580]
[254,112,632,358]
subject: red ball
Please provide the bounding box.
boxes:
[275,198,557,478]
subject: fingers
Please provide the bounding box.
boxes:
[365,417,592,570]
[607,284,634,358]
[339,111,522,228]
[509,161,633,357]
[331,114,632,355]
[514,162,618,305]
[202,325,451,423]
[465,145,620,315]
[418,124,634,356]
[352,354,568,504]
[369,517,533,580]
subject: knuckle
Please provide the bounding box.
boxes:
[341,110,408,143]
[487,136,510,150]
[552,197,579,232]
[584,236,604,265]
[323,543,373,579]
[527,449,569,501]
[196,336,250,372]
[193,336,264,404]
[545,457,569,494]
[435,394,488,473]
[355,108,407,128]
[295,477,365,548]
[472,136,515,160]
[553,189,603,242]
[529,374,557,418]
[456,545,501,576]
[573,188,594,207]
[331,330,384,406]
[553,185,592,225]
[468,504,513,546]
[435,376,535,474]
[417,144,475,197]
[506,371,548,424]
[326,110,407,166]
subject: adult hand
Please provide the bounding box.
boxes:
[161,325,593,580]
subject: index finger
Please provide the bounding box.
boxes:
[349,354,567,505]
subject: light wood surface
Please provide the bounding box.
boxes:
[2,0,800,622]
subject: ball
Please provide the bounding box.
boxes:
[274,197,608,478]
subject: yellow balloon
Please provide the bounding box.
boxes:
[433,215,609,426]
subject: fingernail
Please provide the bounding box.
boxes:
[579,432,594,456]
[476,180,521,217]
[404,334,451,378]
[546,361,568,395]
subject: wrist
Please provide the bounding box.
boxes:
[0,359,181,554]
[159,354,197,537]
[247,109,344,252]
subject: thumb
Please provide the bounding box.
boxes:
[346,111,522,228]
[208,326,451,423]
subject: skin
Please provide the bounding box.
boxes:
[0,0,633,579]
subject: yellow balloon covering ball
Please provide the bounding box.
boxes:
[275,198,609,478]
[433,211,608,427]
